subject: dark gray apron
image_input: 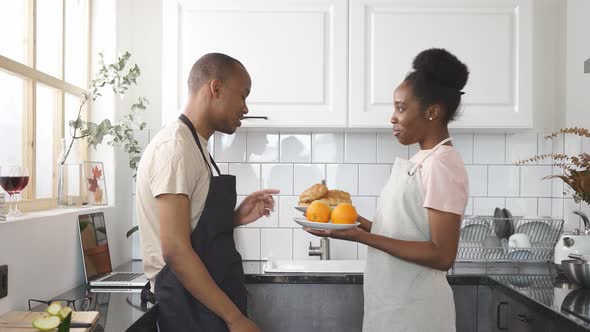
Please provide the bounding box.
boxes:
[155,114,247,331]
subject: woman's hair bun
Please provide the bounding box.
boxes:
[412,48,468,91]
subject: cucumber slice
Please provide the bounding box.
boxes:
[45,302,62,316]
[58,307,73,321]
[32,315,61,331]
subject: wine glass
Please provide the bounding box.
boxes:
[0,166,29,217]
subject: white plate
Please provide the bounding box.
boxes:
[293,217,360,230]
[294,206,337,213]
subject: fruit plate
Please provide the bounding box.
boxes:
[294,206,337,213]
[293,217,360,230]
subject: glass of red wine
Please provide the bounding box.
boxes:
[0,166,29,217]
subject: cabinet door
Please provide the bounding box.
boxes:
[452,285,478,332]
[508,296,555,332]
[166,0,348,128]
[349,0,533,129]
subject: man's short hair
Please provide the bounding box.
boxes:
[187,53,245,92]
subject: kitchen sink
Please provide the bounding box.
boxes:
[263,259,365,274]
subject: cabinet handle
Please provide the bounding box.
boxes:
[496,302,509,330]
[516,314,529,323]
[243,116,268,120]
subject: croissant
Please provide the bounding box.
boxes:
[298,183,329,205]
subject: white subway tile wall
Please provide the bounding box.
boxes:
[293,164,326,194]
[345,133,377,163]
[261,228,293,260]
[280,133,311,163]
[326,164,359,195]
[474,134,505,164]
[520,166,552,197]
[247,132,279,162]
[261,164,293,196]
[312,133,345,163]
[229,163,261,195]
[222,131,574,261]
[453,134,474,164]
[488,166,520,197]
[377,132,409,163]
[214,131,247,162]
[505,133,537,164]
[465,165,487,196]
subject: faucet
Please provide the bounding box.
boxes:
[573,210,590,234]
[309,238,330,260]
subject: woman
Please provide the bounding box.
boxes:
[307,48,469,332]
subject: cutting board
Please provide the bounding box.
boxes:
[0,311,99,332]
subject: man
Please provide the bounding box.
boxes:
[136,53,277,331]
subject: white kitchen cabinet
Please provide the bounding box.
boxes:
[164,0,348,128]
[349,0,533,129]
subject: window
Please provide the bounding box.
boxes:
[0,0,90,211]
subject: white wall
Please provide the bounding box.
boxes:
[89,0,135,268]
[107,0,164,259]
[0,207,125,315]
[566,0,590,128]
[91,0,164,260]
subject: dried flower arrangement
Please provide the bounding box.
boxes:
[517,127,590,205]
[87,165,104,203]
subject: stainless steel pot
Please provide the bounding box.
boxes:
[561,254,590,288]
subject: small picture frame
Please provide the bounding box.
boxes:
[84,161,108,206]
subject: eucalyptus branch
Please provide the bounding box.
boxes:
[62,52,148,178]
[61,96,89,164]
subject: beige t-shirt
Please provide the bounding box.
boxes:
[136,119,211,290]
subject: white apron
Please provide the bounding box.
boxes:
[363,138,456,332]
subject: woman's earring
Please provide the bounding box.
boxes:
[429,117,433,121]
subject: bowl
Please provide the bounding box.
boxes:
[561,258,590,288]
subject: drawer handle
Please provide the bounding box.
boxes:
[516,314,529,323]
[243,116,268,120]
[496,302,509,330]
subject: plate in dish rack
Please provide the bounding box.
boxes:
[293,217,360,230]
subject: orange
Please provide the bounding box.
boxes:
[305,200,331,223]
[331,203,358,224]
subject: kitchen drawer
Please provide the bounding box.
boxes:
[492,287,555,332]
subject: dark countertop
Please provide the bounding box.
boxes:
[30,261,156,332]
[38,261,590,331]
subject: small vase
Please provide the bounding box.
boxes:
[57,163,84,208]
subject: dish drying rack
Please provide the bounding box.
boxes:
[455,216,564,263]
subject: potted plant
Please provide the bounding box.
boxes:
[58,52,148,207]
[517,127,590,205]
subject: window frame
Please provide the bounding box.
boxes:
[0,0,91,211]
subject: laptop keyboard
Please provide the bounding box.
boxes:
[102,273,143,282]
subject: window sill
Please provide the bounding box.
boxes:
[0,205,115,224]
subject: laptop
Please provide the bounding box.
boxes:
[78,212,148,287]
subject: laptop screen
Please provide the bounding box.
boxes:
[78,212,113,280]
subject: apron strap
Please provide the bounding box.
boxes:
[408,137,453,176]
[178,114,221,176]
